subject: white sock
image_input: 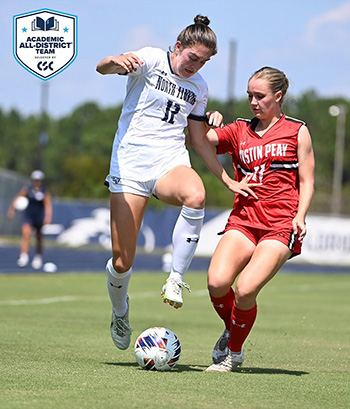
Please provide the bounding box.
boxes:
[106,258,132,317]
[169,206,205,281]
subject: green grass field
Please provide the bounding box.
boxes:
[0,271,349,409]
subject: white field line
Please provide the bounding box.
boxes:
[1,281,349,306]
[0,296,80,306]
[0,291,208,307]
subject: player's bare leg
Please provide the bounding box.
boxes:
[110,192,148,273]
[234,239,292,310]
[108,192,148,349]
[17,223,31,267]
[31,228,43,269]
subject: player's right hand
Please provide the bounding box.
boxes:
[112,53,143,73]
[205,111,224,128]
[225,174,261,199]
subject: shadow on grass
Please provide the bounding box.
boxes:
[103,362,309,375]
[104,362,139,368]
[103,362,205,372]
[236,367,309,376]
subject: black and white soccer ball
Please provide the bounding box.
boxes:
[134,327,181,371]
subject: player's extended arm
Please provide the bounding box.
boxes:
[188,119,259,198]
[186,111,221,147]
[293,125,315,240]
[7,187,28,219]
[96,53,143,75]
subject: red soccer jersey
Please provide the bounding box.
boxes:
[215,114,306,230]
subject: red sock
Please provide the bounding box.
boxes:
[210,288,235,330]
[228,302,257,352]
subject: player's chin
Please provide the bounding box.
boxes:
[182,69,195,78]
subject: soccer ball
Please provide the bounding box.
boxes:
[43,262,58,273]
[14,196,29,211]
[134,327,181,371]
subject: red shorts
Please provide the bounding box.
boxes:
[220,224,302,258]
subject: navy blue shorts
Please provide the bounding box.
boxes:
[23,212,44,230]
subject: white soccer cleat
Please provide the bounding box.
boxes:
[31,254,43,270]
[17,253,29,267]
[205,350,244,372]
[110,295,133,350]
[161,278,191,309]
[212,329,230,364]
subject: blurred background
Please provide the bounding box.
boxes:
[1,0,349,272]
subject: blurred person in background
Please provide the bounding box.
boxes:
[7,170,52,269]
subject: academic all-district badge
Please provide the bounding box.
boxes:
[13,8,77,80]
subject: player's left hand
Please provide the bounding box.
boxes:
[205,111,223,128]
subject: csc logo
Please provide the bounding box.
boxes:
[37,61,54,71]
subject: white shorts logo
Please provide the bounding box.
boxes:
[13,8,77,80]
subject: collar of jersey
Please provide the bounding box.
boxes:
[167,51,175,75]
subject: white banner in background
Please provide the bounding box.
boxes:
[294,214,350,266]
[196,212,350,268]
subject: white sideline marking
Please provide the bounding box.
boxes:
[0,296,79,306]
[0,290,209,307]
[2,282,349,307]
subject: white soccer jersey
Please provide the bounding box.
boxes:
[109,47,209,181]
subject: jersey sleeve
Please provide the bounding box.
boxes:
[214,122,238,155]
[126,47,160,77]
[189,81,208,117]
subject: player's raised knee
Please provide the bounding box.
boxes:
[183,188,205,209]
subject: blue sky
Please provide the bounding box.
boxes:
[2,0,350,118]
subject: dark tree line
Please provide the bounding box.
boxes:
[1,90,349,214]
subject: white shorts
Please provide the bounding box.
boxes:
[105,175,158,198]
[105,156,191,198]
